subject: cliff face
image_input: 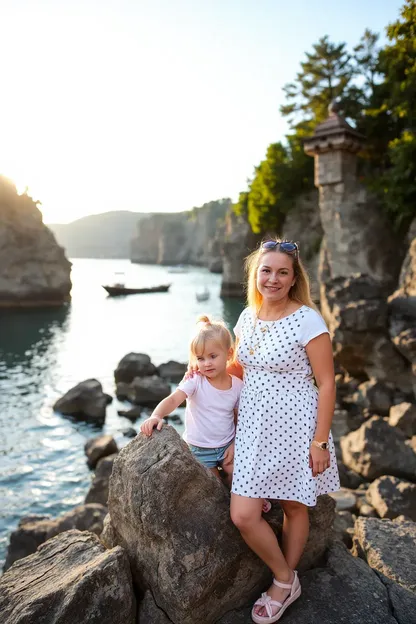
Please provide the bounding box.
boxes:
[130,200,230,268]
[0,176,72,307]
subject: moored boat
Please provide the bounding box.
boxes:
[102,284,171,297]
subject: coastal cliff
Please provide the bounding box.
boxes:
[0,176,71,307]
[130,199,230,269]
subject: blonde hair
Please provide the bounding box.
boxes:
[245,238,315,313]
[189,315,233,366]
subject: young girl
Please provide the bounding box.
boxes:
[140,315,243,484]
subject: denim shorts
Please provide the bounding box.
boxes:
[188,439,234,469]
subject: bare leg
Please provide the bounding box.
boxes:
[209,467,221,480]
[220,461,233,488]
[280,500,310,569]
[230,494,293,616]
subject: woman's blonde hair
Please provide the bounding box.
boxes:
[245,238,315,312]
[189,315,233,366]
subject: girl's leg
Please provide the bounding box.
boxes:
[280,500,310,569]
[230,494,293,617]
[220,461,233,488]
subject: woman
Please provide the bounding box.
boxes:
[229,239,340,623]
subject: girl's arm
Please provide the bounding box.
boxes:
[140,389,187,436]
[305,333,336,477]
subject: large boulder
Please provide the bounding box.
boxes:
[366,476,416,521]
[53,379,112,424]
[389,402,416,438]
[3,503,107,571]
[114,352,157,383]
[0,176,72,307]
[85,454,117,507]
[108,427,335,624]
[353,516,416,594]
[349,379,394,416]
[84,435,118,469]
[340,416,416,481]
[321,274,412,391]
[126,375,171,406]
[157,360,187,383]
[217,541,410,624]
[0,530,136,623]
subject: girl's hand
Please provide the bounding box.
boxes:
[183,364,200,381]
[140,416,164,437]
[309,444,330,477]
[222,441,235,466]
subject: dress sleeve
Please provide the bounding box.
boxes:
[177,375,198,397]
[299,309,330,347]
[233,309,246,339]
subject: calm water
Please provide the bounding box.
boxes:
[0,259,244,568]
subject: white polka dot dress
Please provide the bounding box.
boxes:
[231,305,340,506]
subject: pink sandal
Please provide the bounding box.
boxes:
[262,499,272,513]
[251,570,301,623]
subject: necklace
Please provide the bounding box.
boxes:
[248,303,288,355]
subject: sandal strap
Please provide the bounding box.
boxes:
[273,570,297,590]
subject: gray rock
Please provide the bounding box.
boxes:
[53,379,110,424]
[353,516,416,593]
[389,402,416,438]
[330,409,350,443]
[366,476,416,521]
[117,405,143,420]
[0,530,136,623]
[85,454,117,506]
[218,541,405,624]
[337,460,365,489]
[127,375,171,407]
[328,488,357,512]
[3,503,107,571]
[0,176,72,307]
[120,427,138,438]
[157,360,187,383]
[84,435,118,469]
[108,427,335,624]
[340,416,416,481]
[351,379,394,416]
[358,503,377,518]
[100,514,118,550]
[138,591,173,624]
[333,510,355,547]
[114,352,157,383]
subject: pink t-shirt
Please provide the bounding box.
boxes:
[178,374,243,448]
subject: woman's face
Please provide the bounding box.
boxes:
[256,251,295,303]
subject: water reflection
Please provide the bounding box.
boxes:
[222,297,245,331]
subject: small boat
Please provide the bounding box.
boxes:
[167,265,189,274]
[102,284,171,297]
[196,287,210,302]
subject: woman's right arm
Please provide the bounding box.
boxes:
[140,389,187,436]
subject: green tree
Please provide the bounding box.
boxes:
[280,35,356,130]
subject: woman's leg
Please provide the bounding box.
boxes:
[230,494,293,616]
[280,500,310,569]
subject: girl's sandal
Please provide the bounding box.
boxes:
[251,570,301,623]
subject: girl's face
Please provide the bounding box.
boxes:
[256,251,295,303]
[195,339,231,379]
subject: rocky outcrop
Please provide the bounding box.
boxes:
[0,530,136,624]
[85,454,117,507]
[53,379,112,425]
[0,176,72,307]
[157,360,187,383]
[130,199,230,269]
[353,516,416,594]
[388,402,416,437]
[340,416,416,481]
[220,211,260,297]
[366,476,416,521]
[107,427,335,624]
[114,352,158,383]
[3,504,107,571]
[84,435,118,469]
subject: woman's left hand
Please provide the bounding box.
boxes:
[309,444,330,477]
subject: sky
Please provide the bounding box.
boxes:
[0,0,405,223]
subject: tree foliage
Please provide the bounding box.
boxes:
[234,0,416,234]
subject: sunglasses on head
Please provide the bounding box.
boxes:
[261,240,299,255]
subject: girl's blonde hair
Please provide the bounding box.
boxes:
[245,238,315,313]
[189,315,233,366]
